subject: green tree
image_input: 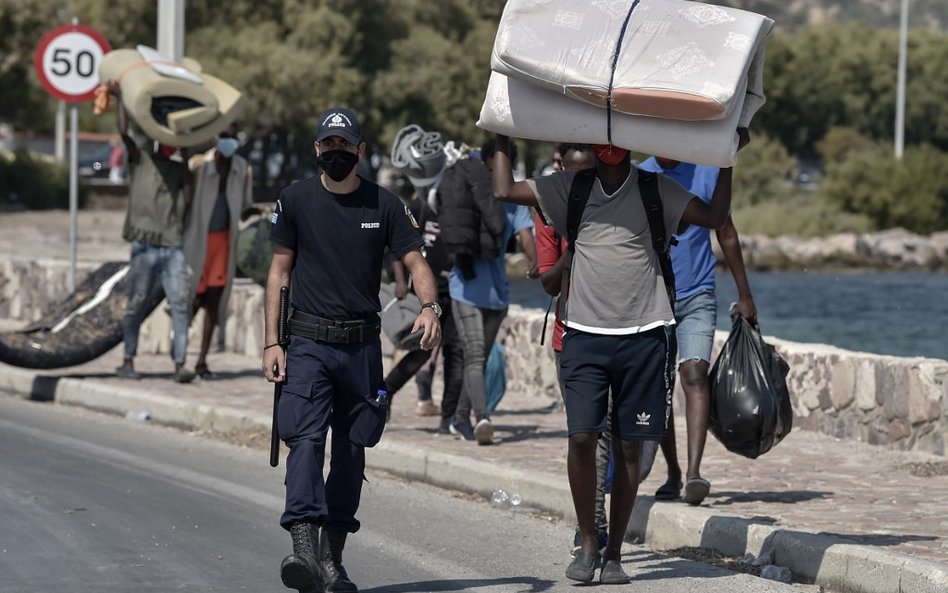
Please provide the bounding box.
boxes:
[0,0,68,134]
[758,23,948,155]
[820,142,948,233]
[732,133,798,207]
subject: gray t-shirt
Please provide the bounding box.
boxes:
[527,168,694,335]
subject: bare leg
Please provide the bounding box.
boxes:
[567,432,600,554]
[656,404,682,495]
[195,287,223,373]
[680,359,711,479]
[603,437,642,561]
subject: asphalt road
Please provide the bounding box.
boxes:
[0,395,809,593]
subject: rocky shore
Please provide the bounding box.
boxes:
[725,228,948,271]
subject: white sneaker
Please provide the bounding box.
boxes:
[473,418,494,446]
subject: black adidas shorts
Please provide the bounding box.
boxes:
[560,326,676,441]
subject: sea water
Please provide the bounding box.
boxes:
[508,272,948,361]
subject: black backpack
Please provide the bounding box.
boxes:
[436,158,507,263]
[558,167,677,325]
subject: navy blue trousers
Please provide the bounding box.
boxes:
[278,335,382,533]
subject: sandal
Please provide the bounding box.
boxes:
[654,479,682,501]
[683,477,711,506]
[566,551,601,583]
[194,363,214,380]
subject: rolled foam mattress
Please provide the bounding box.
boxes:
[478,70,746,167]
[492,0,773,124]
[99,46,246,148]
[0,262,164,369]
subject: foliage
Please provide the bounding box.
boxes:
[2,1,946,233]
[0,148,88,210]
[757,23,948,156]
[819,141,948,233]
[732,196,875,238]
[732,134,798,207]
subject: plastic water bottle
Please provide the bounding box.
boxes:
[375,389,389,405]
[491,489,510,509]
[510,493,523,507]
[125,410,151,422]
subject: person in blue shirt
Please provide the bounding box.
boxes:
[638,156,757,506]
[447,139,536,445]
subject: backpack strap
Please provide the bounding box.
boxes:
[637,169,678,308]
[559,168,597,325]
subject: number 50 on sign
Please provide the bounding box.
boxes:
[34,23,111,103]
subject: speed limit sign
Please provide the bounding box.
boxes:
[34,23,111,103]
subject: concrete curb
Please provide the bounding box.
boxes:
[2,365,946,593]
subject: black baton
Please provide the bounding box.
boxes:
[270,286,289,468]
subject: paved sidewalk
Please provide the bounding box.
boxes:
[1,348,947,593]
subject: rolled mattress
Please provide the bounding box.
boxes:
[477,70,745,167]
[99,46,246,148]
[492,0,773,123]
[0,262,164,369]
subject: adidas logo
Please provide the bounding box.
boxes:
[636,412,651,426]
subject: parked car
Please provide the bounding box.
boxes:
[77,143,113,179]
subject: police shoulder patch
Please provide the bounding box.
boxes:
[404,204,419,229]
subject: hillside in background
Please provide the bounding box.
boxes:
[722,0,946,31]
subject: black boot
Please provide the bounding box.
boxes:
[317,526,358,592]
[281,521,321,593]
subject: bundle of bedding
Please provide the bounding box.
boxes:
[477,0,774,166]
[99,45,246,148]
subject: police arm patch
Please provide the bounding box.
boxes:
[404,204,420,229]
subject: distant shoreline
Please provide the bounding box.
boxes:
[0,208,945,273]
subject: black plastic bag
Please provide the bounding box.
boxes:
[709,316,793,459]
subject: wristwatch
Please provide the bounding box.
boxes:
[420,301,443,318]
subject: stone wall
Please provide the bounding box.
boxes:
[499,306,948,456]
[2,256,946,455]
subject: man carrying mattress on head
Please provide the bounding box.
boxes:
[490,128,748,584]
[107,80,196,384]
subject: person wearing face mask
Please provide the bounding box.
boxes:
[264,107,441,593]
[490,129,749,585]
[107,80,196,384]
[185,124,260,378]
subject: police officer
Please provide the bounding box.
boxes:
[263,107,442,593]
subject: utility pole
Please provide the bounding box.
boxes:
[894,0,909,160]
[157,0,185,62]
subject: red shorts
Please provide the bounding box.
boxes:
[197,230,229,294]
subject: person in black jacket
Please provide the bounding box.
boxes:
[436,146,508,280]
[385,124,465,433]
[441,139,536,445]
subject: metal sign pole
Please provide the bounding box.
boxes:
[68,103,78,293]
[55,100,66,162]
[34,19,111,294]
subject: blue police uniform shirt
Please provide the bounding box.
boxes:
[448,204,534,310]
[270,175,423,320]
[639,158,720,301]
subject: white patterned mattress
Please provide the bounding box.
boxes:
[478,0,774,166]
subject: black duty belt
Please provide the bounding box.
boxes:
[288,310,380,344]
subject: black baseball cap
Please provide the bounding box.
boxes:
[316,107,362,145]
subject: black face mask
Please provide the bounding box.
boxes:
[316,149,359,182]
